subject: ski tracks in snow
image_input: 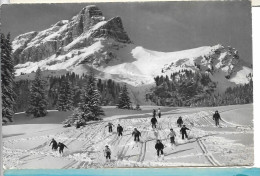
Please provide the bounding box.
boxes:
[3,107,253,168]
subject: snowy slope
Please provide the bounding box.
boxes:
[2,104,253,168]
[12,5,252,91]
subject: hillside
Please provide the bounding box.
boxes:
[12,5,252,93]
[2,104,253,168]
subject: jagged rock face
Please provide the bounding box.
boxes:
[90,17,132,44]
[12,5,131,65]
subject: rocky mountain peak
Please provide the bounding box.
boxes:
[76,5,105,33]
[12,5,131,65]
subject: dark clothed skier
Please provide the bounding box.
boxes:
[153,109,156,118]
[76,121,80,129]
[177,117,183,127]
[151,116,158,129]
[57,142,68,154]
[213,111,221,127]
[117,124,123,136]
[155,140,164,156]
[158,108,161,118]
[132,128,141,142]
[49,138,58,151]
[180,125,190,140]
[105,122,114,133]
[104,145,111,160]
[167,129,176,145]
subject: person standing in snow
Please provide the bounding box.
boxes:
[158,108,161,118]
[180,125,190,140]
[105,122,114,133]
[76,120,80,129]
[49,138,58,151]
[117,124,123,136]
[177,116,183,127]
[167,129,176,145]
[57,142,68,155]
[213,110,221,127]
[153,109,156,118]
[132,128,141,142]
[155,140,165,158]
[104,145,111,162]
[151,116,158,129]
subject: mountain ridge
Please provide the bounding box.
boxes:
[12,5,252,93]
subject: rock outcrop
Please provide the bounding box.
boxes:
[12,5,131,65]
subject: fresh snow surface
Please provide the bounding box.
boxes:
[2,104,253,169]
[230,66,252,84]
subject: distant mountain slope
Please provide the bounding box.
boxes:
[13,5,252,93]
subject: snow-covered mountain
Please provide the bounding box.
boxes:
[13,5,252,92]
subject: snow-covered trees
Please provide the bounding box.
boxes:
[56,79,73,111]
[78,72,104,121]
[1,33,15,122]
[26,68,48,117]
[117,84,132,109]
[148,70,253,107]
[63,107,83,125]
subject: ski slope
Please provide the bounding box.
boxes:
[2,104,253,169]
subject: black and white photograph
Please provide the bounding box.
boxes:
[1,1,253,169]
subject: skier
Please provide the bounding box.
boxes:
[180,125,190,140]
[155,140,164,158]
[104,145,111,162]
[153,109,156,118]
[177,116,183,127]
[76,120,80,129]
[57,142,68,155]
[167,129,176,146]
[151,116,158,129]
[117,124,123,136]
[105,122,114,133]
[49,138,58,151]
[213,110,221,127]
[132,128,141,142]
[158,108,161,118]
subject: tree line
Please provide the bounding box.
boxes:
[14,72,122,112]
[147,70,253,107]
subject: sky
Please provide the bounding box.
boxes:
[1,1,252,64]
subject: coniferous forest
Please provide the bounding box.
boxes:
[146,70,253,107]
[14,72,122,113]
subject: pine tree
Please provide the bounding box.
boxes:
[1,33,15,122]
[26,67,48,117]
[63,107,83,125]
[117,84,132,109]
[56,79,73,111]
[78,71,104,121]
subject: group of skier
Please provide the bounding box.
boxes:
[49,138,68,155]
[50,109,222,161]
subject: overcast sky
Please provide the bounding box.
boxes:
[1,1,252,64]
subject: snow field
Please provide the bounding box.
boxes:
[2,104,253,168]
